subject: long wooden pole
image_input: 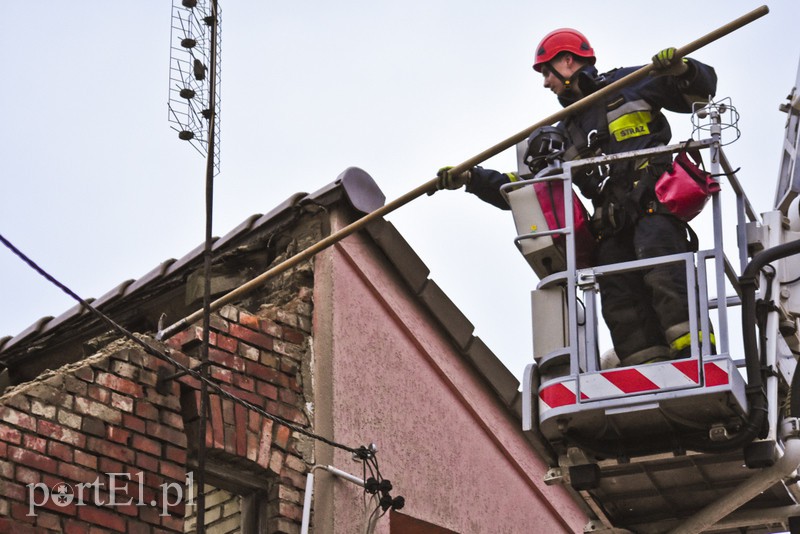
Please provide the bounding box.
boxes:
[157,5,769,341]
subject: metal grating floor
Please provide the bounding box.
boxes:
[584,449,798,533]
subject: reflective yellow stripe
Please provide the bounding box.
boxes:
[607,99,651,123]
[670,331,716,351]
[608,111,652,142]
[506,172,519,182]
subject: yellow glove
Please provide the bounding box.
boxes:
[436,166,472,190]
[651,47,688,77]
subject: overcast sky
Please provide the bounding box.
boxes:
[2,1,798,382]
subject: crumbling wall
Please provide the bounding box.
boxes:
[0,284,315,533]
[0,341,190,532]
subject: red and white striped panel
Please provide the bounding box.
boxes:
[539,360,731,414]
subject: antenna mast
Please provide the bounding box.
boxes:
[167,1,221,532]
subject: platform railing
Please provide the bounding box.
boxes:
[505,132,753,388]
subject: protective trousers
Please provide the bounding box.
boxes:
[596,213,692,366]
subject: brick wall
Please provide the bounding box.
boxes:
[0,287,314,533]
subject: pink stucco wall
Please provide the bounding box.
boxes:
[312,220,587,534]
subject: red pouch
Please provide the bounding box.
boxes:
[533,181,596,268]
[655,147,720,222]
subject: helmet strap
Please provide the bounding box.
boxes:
[545,60,569,86]
[545,59,580,97]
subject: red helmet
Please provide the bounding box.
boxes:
[533,28,595,72]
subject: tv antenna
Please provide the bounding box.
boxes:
[168,0,221,173]
[167,1,221,533]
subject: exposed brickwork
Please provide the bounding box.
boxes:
[0,281,315,533]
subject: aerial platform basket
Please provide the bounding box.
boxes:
[503,95,800,532]
[502,134,754,459]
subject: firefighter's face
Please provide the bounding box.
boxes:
[541,55,582,96]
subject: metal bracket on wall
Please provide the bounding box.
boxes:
[156,361,211,395]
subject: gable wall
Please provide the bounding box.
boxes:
[309,222,588,534]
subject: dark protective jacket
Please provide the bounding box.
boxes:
[560,60,717,205]
[465,58,718,211]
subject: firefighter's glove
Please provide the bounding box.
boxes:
[651,47,688,77]
[435,166,472,191]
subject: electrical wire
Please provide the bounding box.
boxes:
[365,500,386,534]
[0,232,361,455]
[356,445,404,525]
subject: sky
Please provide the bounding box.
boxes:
[1,1,798,383]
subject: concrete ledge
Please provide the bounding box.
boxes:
[417,279,474,350]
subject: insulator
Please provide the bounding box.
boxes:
[392,496,405,511]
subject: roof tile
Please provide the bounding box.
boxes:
[125,259,178,296]
[211,214,262,253]
[89,280,135,310]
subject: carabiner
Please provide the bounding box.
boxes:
[587,129,599,149]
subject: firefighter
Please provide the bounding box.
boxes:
[438,28,717,366]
